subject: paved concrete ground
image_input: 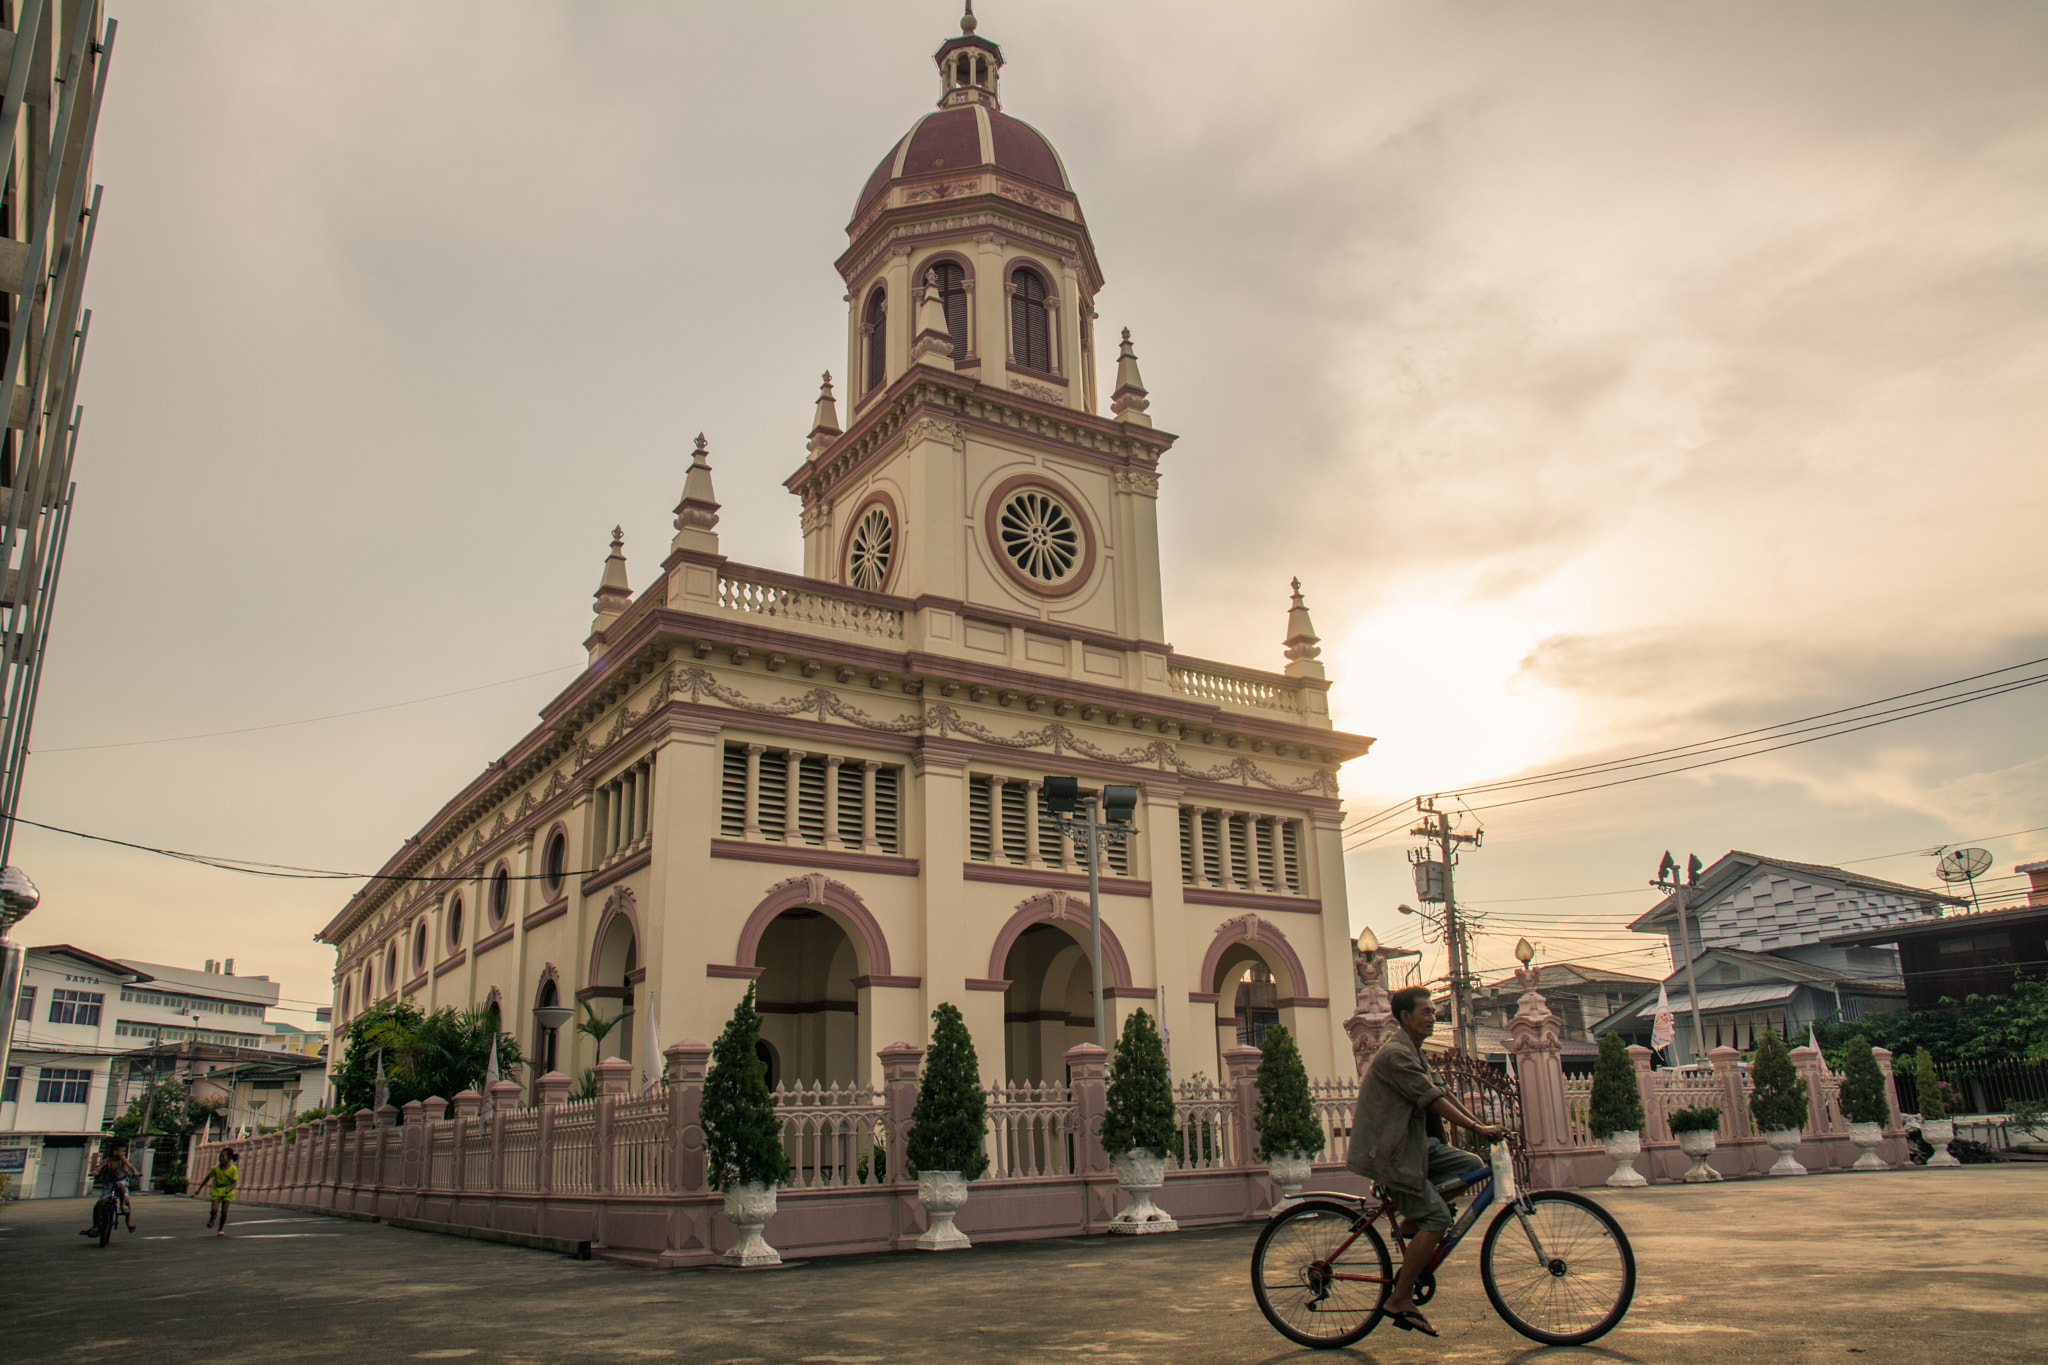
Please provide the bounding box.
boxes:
[2,1168,2044,1364]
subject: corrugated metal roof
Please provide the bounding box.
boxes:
[1612,982,1798,1023]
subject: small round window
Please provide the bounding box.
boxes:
[385,944,398,991]
[413,921,428,971]
[543,830,568,898]
[846,503,894,591]
[490,866,509,926]
[447,895,464,949]
[997,487,1081,585]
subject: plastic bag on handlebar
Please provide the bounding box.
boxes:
[1490,1141,1517,1201]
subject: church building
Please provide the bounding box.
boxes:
[317,10,1376,1096]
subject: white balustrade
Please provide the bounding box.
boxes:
[717,572,905,641]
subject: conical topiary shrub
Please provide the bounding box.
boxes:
[908,1003,989,1179]
[702,985,791,1192]
[1913,1047,1946,1121]
[1837,1035,1890,1127]
[1102,1008,1180,1160]
[1587,1031,1644,1140]
[1252,1024,1325,1160]
[1748,1029,1809,1133]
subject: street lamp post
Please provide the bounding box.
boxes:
[1040,777,1139,1049]
[1653,852,1708,1065]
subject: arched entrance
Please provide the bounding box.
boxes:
[754,909,858,1088]
[1000,923,1097,1084]
[584,891,639,1068]
[1198,914,1310,1077]
[532,969,563,1101]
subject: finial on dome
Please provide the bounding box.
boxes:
[672,432,721,555]
[936,4,1002,110]
[1283,578,1325,680]
[962,1,977,35]
[808,371,842,459]
[1111,326,1151,427]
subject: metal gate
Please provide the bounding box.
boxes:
[1433,1047,1529,1186]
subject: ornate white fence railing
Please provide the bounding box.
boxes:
[1166,661,1300,714]
[984,1081,1077,1179]
[716,569,905,641]
[774,1081,890,1190]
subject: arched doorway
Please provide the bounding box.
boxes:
[754,909,858,1088]
[1000,922,1098,1084]
[583,893,639,1069]
[532,973,563,1100]
[1198,914,1310,1077]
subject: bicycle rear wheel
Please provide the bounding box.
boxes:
[1250,1199,1390,1349]
[1480,1190,1635,1345]
[95,1199,114,1247]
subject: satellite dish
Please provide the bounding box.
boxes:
[1935,848,1992,882]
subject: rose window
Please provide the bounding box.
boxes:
[997,487,1081,584]
[847,504,894,591]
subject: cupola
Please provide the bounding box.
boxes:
[936,3,1003,110]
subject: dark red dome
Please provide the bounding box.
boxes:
[853,105,1069,221]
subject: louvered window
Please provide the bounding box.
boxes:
[720,746,747,837]
[863,287,888,392]
[1179,808,1197,885]
[795,755,828,846]
[1010,267,1051,372]
[931,260,970,359]
[968,774,993,861]
[1281,820,1302,894]
[1200,811,1223,885]
[836,763,865,846]
[1227,814,1249,889]
[756,753,788,842]
[1036,785,1064,864]
[1256,819,1277,890]
[873,766,900,854]
[999,780,1028,864]
[1105,827,1130,877]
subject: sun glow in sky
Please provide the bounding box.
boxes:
[11,0,2046,1018]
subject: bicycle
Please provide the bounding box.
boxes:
[86,1181,122,1248]
[1251,1145,1635,1348]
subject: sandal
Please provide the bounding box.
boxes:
[1385,1307,1440,1338]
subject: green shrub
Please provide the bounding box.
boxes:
[1748,1029,1809,1133]
[1101,1009,1181,1159]
[1587,1032,1645,1139]
[906,1003,989,1179]
[1836,1035,1891,1127]
[1252,1024,1326,1160]
[1913,1047,1946,1121]
[1667,1105,1721,1135]
[701,985,792,1191]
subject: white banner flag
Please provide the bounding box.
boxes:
[483,1035,501,1116]
[643,996,662,1092]
[1650,982,1677,1054]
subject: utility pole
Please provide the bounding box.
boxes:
[1653,852,1707,1065]
[1411,798,1481,1054]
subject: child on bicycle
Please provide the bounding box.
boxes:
[78,1144,138,1236]
[1345,987,1507,1338]
[204,1148,239,1237]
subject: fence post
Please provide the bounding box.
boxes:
[450,1091,483,1190]
[1065,1042,1111,1175]
[353,1109,377,1192]
[593,1057,633,1195]
[878,1041,924,1184]
[1626,1045,1666,1142]
[1871,1047,1906,1134]
[1223,1045,1263,1167]
[534,1071,570,1196]
[401,1101,428,1193]
[1507,978,1569,1152]
[1790,1043,1828,1135]
[665,1040,711,1193]
[1708,1047,1746,1138]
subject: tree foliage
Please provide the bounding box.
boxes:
[333,1001,525,1114]
[1748,1029,1809,1133]
[1251,1024,1325,1160]
[907,1003,989,1179]
[1667,1105,1721,1134]
[1816,974,2048,1064]
[1836,1035,1891,1126]
[701,985,791,1191]
[1912,1047,1947,1120]
[1588,1031,1645,1139]
[1101,1008,1181,1159]
[109,1078,219,1140]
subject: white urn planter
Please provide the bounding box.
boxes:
[1601,1130,1647,1187]
[1108,1148,1178,1234]
[720,1181,782,1267]
[1267,1150,1314,1203]
[1920,1118,1961,1168]
[1847,1121,1888,1171]
[916,1170,972,1251]
[1764,1127,1808,1176]
[1675,1128,1722,1183]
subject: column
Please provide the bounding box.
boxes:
[1628,1045,1665,1144]
[665,1040,711,1195]
[608,778,623,856]
[1065,1042,1111,1176]
[861,760,881,853]
[988,775,1009,863]
[1059,822,1077,872]
[595,785,612,859]
[743,743,764,841]
[880,1042,924,1190]
[784,750,807,845]
[824,756,844,849]
[1224,1045,1262,1173]
[1710,1046,1751,1139]
[1025,778,1044,868]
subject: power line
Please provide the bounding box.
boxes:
[33,662,579,753]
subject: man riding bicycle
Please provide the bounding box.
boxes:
[1345,986,1507,1338]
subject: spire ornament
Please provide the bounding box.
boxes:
[807,372,842,460]
[671,432,722,555]
[911,270,957,371]
[588,525,633,658]
[961,1,976,35]
[1282,577,1325,680]
[1110,327,1152,427]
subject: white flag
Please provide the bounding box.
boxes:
[483,1035,501,1116]
[1650,982,1676,1054]
[642,996,662,1092]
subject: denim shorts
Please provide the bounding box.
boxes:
[1389,1139,1486,1233]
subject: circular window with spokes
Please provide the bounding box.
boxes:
[986,478,1094,596]
[846,501,895,591]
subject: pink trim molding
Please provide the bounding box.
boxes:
[586,886,641,991]
[707,964,767,980]
[1181,888,1321,915]
[432,951,468,979]
[1199,912,1311,1000]
[523,899,568,932]
[472,925,514,958]
[711,838,919,877]
[851,974,923,989]
[961,863,1150,897]
[965,977,1012,992]
[724,873,895,979]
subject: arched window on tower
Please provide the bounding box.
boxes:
[1011,266,1052,372]
[931,261,969,360]
[863,286,888,394]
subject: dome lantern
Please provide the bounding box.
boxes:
[935,3,1003,110]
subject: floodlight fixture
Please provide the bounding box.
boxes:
[1102,785,1138,824]
[1043,775,1079,813]
[1685,854,1704,885]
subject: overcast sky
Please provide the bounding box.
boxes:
[14,1,2045,1024]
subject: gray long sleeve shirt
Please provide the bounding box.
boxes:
[1344,1030,1448,1193]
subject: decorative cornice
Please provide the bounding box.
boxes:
[432,951,468,979]
[471,925,515,959]
[522,899,568,932]
[581,846,652,897]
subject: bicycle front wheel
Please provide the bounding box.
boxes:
[1480,1190,1635,1345]
[1250,1199,1390,1349]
